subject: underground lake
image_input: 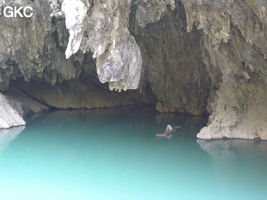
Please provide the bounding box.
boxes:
[0,108,266,200]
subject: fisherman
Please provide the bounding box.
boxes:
[156,124,181,139]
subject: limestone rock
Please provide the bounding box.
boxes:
[134,0,176,28]
[0,93,26,129]
[181,0,267,139]
[131,2,210,115]
[60,0,174,91]
[14,80,155,110]
[0,0,266,140]
[0,0,79,89]
[4,86,49,117]
[0,0,174,92]
[62,0,89,59]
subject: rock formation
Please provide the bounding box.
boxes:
[0,0,266,140]
[4,85,49,117]
[0,93,25,129]
[59,0,175,91]
[181,0,267,140]
[131,1,210,115]
[12,79,155,109]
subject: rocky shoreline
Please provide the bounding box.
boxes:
[0,0,266,140]
[0,93,25,129]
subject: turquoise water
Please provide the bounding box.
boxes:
[0,108,267,200]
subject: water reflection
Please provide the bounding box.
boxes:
[0,126,25,154]
[1,109,266,200]
[36,108,207,141]
[197,139,267,161]
[156,112,207,139]
[197,139,267,200]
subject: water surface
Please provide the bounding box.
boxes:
[0,108,266,200]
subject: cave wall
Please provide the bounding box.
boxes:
[131,1,210,115]
[0,0,266,140]
[0,0,78,89]
[181,0,267,139]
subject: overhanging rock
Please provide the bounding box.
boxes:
[60,0,175,91]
